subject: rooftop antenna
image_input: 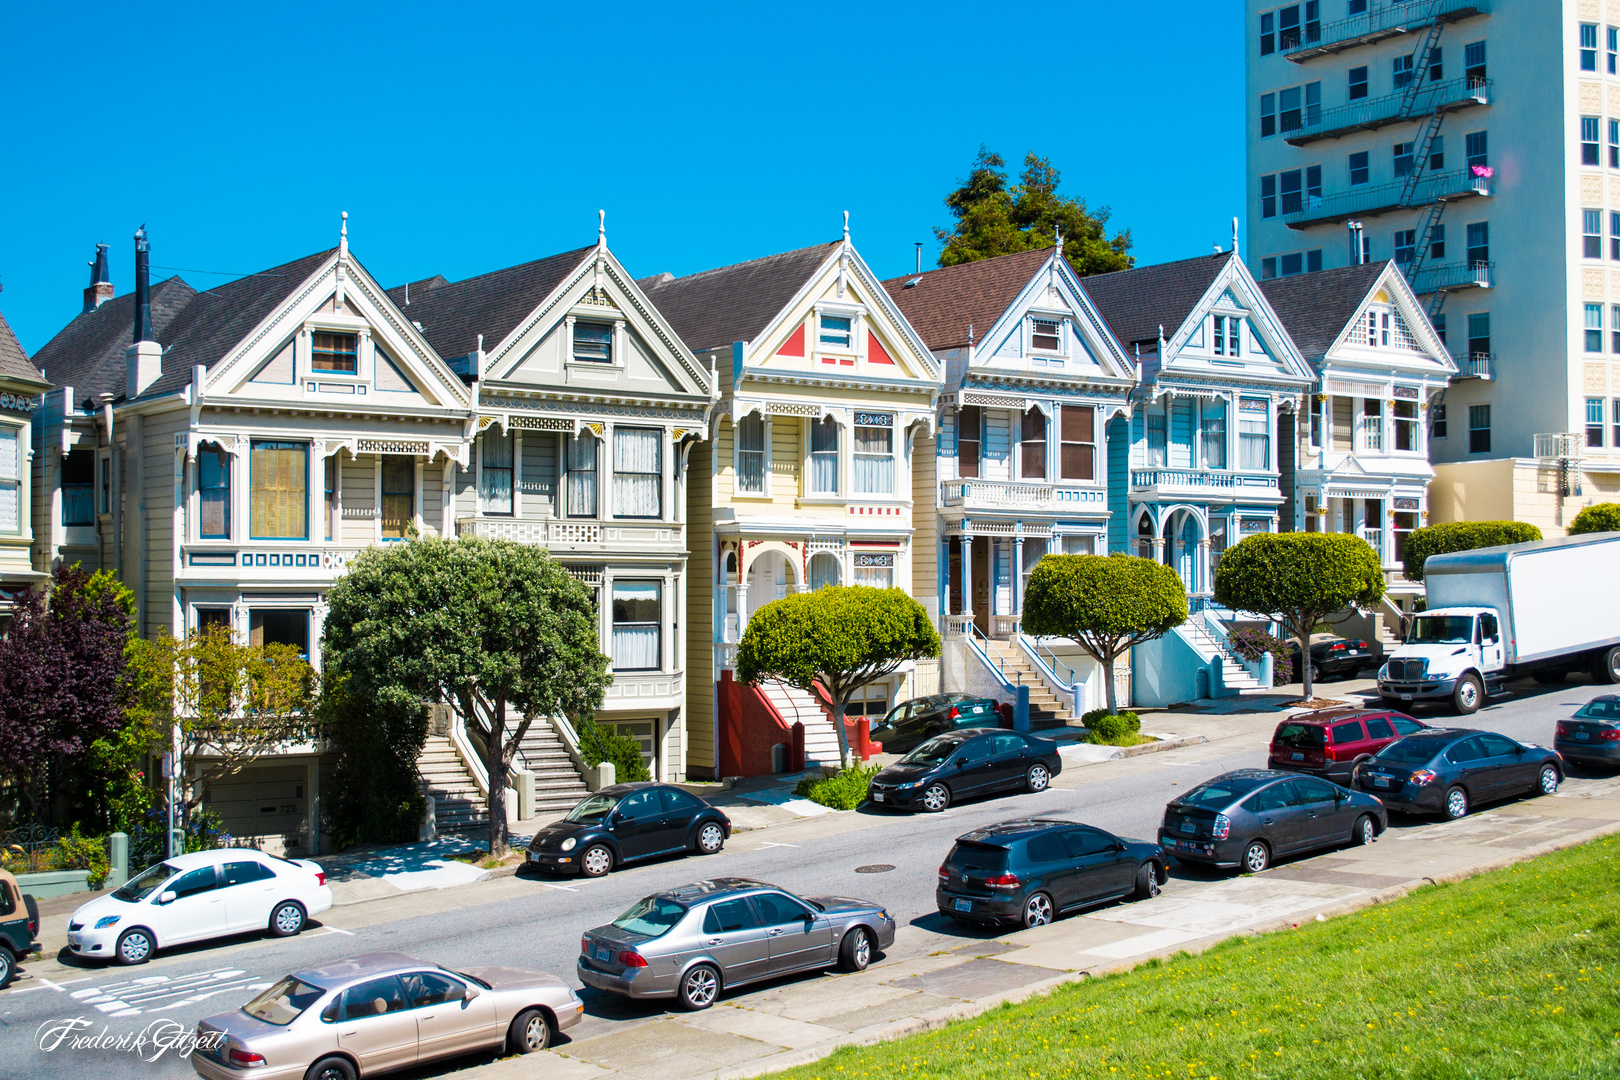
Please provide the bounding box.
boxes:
[405,281,410,305]
[1231,217,1240,256]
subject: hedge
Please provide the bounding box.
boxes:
[1400,521,1542,581]
[1569,503,1620,536]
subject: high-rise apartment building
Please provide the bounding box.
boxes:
[1246,0,1620,525]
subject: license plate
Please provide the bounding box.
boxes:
[67,933,81,947]
[1373,776,1390,788]
[1575,731,1590,741]
[954,899,972,912]
[1180,821,1195,833]
[595,946,613,962]
[873,792,885,802]
[1291,752,1304,761]
[1401,694,1413,701]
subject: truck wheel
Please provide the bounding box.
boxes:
[1591,646,1620,685]
[1452,674,1483,715]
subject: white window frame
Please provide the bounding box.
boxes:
[853,551,895,588]
[611,580,662,673]
[852,412,895,496]
[1028,315,1064,355]
[812,301,863,359]
[734,411,768,497]
[1238,397,1272,472]
[806,416,841,496]
[477,428,515,516]
[0,422,21,536]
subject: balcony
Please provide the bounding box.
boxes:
[1285,77,1491,146]
[1451,351,1493,380]
[1130,469,1281,501]
[454,516,681,553]
[179,544,371,581]
[1283,167,1492,229]
[1409,260,1493,295]
[940,478,1107,515]
[1535,432,1584,461]
[1282,0,1489,63]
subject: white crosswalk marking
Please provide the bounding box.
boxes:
[64,968,261,1016]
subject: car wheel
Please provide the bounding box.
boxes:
[838,927,873,972]
[1452,674,1483,715]
[1538,764,1560,796]
[696,822,726,855]
[0,948,14,990]
[1021,892,1055,928]
[1025,763,1051,793]
[1242,841,1270,874]
[1532,670,1567,685]
[115,927,154,965]
[268,900,305,937]
[1134,861,1162,900]
[1351,814,1377,847]
[507,1008,551,1053]
[920,783,951,813]
[580,844,614,877]
[1310,664,1322,685]
[1594,646,1620,685]
[304,1056,357,1080]
[677,964,720,1011]
[1444,785,1470,820]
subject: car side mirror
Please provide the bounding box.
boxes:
[955,759,967,768]
[462,986,480,1000]
[1111,843,1125,853]
[157,891,176,905]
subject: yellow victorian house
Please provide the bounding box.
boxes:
[644,221,941,779]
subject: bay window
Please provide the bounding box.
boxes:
[613,427,662,518]
[1020,408,1047,480]
[809,417,839,494]
[249,440,308,539]
[1201,400,1227,469]
[612,582,661,671]
[1393,398,1420,451]
[1146,409,1168,467]
[0,425,19,534]
[62,447,93,526]
[854,552,894,588]
[198,444,231,539]
[1238,398,1271,470]
[735,413,765,494]
[250,609,310,659]
[566,434,598,517]
[1059,405,1095,481]
[479,430,514,515]
[853,413,894,495]
[380,455,414,539]
[1061,535,1095,555]
[957,405,982,478]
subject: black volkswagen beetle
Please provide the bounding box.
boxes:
[1159,769,1388,873]
[1355,728,1563,819]
[868,729,1062,812]
[526,784,731,877]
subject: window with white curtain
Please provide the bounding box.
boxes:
[566,433,598,518]
[853,412,894,494]
[613,427,662,518]
[1020,538,1048,603]
[1061,534,1095,555]
[853,552,894,588]
[1239,398,1271,470]
[479,430,514,515]
[809,417,839,494]
[0,424,19,534]
[1201,399,1227,469]
[809,551,841,589]
[612,581,661,671]
[1146,410,1168,467]
[736,413,765,494]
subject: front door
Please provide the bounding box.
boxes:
[406,971,498,1062]
[1478,613,1505,674]
[336,975,418,1072]
[155,866,229,945]
[971,538,990,637]
[698,898,771,985]
[753,891,834,975]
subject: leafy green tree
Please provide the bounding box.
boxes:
[1399,520,1542,581]
[319,675,427,848]
[935,147,1133,276]
[321,537,610,857]
[736,587,940,770]
[1215,533,1385,700]
[1022,554,1188,715]
[1569,503,1620,536]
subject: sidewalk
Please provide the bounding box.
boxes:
[451,770,1620,1080]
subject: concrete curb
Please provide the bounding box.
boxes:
[1114,733,1208,758]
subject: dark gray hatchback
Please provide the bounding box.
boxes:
[1159,769,1388,874]
[1355,728,1563,819]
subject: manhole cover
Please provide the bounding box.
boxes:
[854,864,895,874]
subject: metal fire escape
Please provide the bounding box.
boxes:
[1392,18,1456,319]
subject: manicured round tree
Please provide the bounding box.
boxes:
[1214,533,1385,700]
[736,587,940,770]
[1399,520,1542,582]
[1569,503,1620,535]
[1021,553,1188,716]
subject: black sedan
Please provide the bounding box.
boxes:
[1355,728,1563,819]
[526,783,731,877]
[1159,769,1388,873]
[867,730,1062,812]
[1555,695,1620,768]
[1286,637,1374,684]
[937,819,1165,929]
[869,693,1001,753]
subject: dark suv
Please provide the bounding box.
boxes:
[0,868,40,989]
[1269,709,1427,783]
[937,819,1165,929]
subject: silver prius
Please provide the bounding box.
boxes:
[577,878,897,1011]
[191,952,583,1080]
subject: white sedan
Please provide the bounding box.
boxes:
[68,849,333,965]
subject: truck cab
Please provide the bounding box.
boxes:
[1378,607,1503,715]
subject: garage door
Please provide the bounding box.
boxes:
[204,763,308,853]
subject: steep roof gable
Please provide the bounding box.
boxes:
[30,276,200,407]
[640,242,840,354]
[1083,251,1232,351]
[0,310,46,387]
[881,247,1053,352]
[384,246,596,360]
[1257,261,1389,361]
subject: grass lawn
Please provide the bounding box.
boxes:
[785,834,1620,1080]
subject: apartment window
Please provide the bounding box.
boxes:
[565,433,598,518]
[1394,229,1416,267]
[380,455,414,539]
[311,332,357,374]
[198,445,231,539]
[1611,27,1619,74]
[1613,305,1620,352]
[1281,252,1303,277]
[808,416,839,494]
[1587,303,1606,353]
[479,429,514,514]
[249,440,308,539]
[1428,134,1445,171]
[573,321,613,363]
[1588,398,1607,448]
[1201,399,1227,469]
[1259,10,1274,55]
[1582,23,1599,72]
[611,582,660,672]
[1278,4,1300,50]
[1429,224,1446,260]
[1614,399,1620,448]
[1467,312,1490,362]
[323,455,337,542]
[61,447,94,526]
[1393,141,1414,179]
[1030,318,1061,352]
[0,425,19,535]
[1348,0,1366,12]
[853,412,895,495]
[1466,222,1489,265]
[1393,54,1414,89]
[1583,117,1601,166]
[1465,131,1487,171]
[957,405,981,478]
[1348,66,1368,100]
[1585,210,1604,259]
[1261,173,1277,218]
[1260,93,1276,138]
[1146,410,1167,467]
[1394,399,1419,451]
[1431,403,1448,439]
[1261,257,1277,280]
[1464,41,1486,81]
[1610,120,1619,168]
[1433,312,1447,346]
[1281,170,1303,214]
[1059,406,1095,481]
[735,413,765,494]
[818,314,852,349]
[1427,46,1443,82]
[1306,164,1322,205]
[1348,150,1369,186]
[1020,408,1047,480]
[1468,404,1491,454]
[1239,398,1270,471]
[1277,84,1320,132]
[613,427,662,518]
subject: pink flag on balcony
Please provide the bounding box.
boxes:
[1471,165,1494,178]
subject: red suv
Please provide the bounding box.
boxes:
[1269,708,1428,784]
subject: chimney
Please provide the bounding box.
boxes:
[83,244,113,313]
[126,225,162,398]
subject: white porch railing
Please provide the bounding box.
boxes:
[941,478,1104,511]
[992,614,1021,639]
[944,614,975,637]
[1131,469,1278,492]
[456,517,601,545]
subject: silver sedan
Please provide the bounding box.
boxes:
[577,877,897,1010]
[192,952,583,1080]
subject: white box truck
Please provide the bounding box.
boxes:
[1377,533,1620,715]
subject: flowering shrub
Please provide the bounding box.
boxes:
[1228,627,1294,684]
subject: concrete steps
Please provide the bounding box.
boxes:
[418,735,488,832]
[1181,623,1263,691]
[759,680,844,767]
[980,640,1074,722]
[514,718,591,815]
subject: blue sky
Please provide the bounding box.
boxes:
[1,2,1243,355]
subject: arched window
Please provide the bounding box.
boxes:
[723,550,738,585]
[1136,514,1155,559]
[809,551,841,590]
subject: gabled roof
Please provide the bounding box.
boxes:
[30,276,199,406]
[0,309,46,387]
[1083,251,1235,350]
[639,242,840,354]
[383,246,595,360]
[880,247,1054,352]
[1257,261,1390,361]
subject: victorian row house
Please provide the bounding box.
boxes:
[1,307,48,620]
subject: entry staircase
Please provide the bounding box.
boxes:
[979,638,1077,724]
[1180,617,1264,692]
[418,735,488,833]
[513,718,592,816]
[758,680,843,768]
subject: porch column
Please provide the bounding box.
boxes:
[1197,539,1212,596]
[736,582,749,639]
[1013,536,1025,615]
[960,536,974,624]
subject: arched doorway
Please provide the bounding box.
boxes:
[746,548,797,620]
[808,551,841,590]
[1162,507,1206,594]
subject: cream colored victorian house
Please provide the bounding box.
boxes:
[644,224,941,779]
[1,307,49,618]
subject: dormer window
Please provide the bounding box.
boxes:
[819,315,853,349]
[1212,316,1242,356]
[1031,318,1061,352]
[573,322,613,363]
[312,332,357,373]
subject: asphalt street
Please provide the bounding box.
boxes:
[2,677,1611,1080]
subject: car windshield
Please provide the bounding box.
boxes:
[1377,737,1446,765]
[566,793,619,824]
[612,896,688,938]
[1574,699,1620,721]
[1407,615,1473,645]
[113,861,182,903]
[1274,723,1325,749]
[1180,778,1263,808]
[242,976,325,1026]
[901,736,962,766]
